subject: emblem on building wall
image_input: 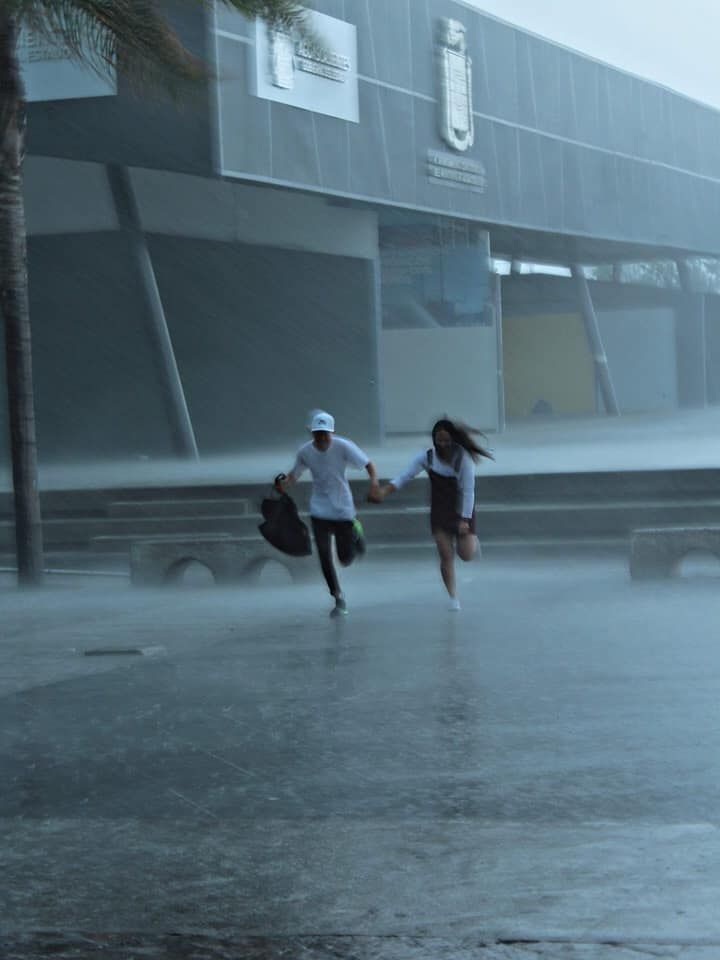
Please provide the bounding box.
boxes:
[436,18,474,153]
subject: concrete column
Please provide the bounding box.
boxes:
[571,264,620,415]
[675,258,708,407]
[674,295,707,408]
[675,259,707,408]
[676,258,693,292]
[106,164,199,460]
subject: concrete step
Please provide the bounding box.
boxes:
[362,502,720,536]
[2,498,720,552]
[0,536,629,579]
[80,510,714,553]
[5,466,720,514]
[369,536,628,558]
[107,498,253,519]
[91,532,264,549]
[4,464,720,557]
[0,517,249,550]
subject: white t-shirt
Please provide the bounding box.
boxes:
[391,446,476,519]
[292,436,369,521]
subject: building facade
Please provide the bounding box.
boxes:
[3,0,720,463]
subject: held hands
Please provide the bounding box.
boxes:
[457,520,471,536]
[367,481,385,504]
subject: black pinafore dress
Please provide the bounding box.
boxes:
[426,447,476,536]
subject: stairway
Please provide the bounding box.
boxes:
[2,468,720,572]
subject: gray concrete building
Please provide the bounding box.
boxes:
[4,0,720,463]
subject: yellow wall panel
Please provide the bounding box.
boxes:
[503,313,595,417]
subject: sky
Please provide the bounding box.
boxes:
[464,0,720,111]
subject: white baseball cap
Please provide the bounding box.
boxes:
[310,411,335,433]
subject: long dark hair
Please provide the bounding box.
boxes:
[432,418,494,463]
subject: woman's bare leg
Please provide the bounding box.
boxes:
[456,532,478,562]
[433,530,456,597]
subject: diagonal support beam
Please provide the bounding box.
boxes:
[571,264,620,416]
[106,164,199,460]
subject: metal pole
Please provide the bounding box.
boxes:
[106,164,199,460]
[571,264,620,416]
[370,257,385,444]
[491,271,506,432]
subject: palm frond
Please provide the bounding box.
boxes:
[221,1,306,30]
[221,1,320,53]
[7,0,309,97]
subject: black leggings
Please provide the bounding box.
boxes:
[311,517,357,597]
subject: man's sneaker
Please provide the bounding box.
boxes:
[352,518,366,557]
[330,595,348,618]
[447,597,461,612]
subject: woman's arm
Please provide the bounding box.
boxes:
[457,453,476,529]
[368,451,427,503]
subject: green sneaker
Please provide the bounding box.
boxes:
[330,595,348,618]
[352,518,366,556]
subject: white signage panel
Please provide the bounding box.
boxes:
[252,10,359,123]
[19,30,116,102]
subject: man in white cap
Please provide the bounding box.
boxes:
[276,410,379,617]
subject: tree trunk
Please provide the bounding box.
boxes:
[0,16,43,586]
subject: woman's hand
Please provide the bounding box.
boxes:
[457,519,471,536]
[367,482,386,504]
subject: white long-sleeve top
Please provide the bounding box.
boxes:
[391,446,476,519]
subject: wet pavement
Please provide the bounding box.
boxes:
[2,933,720,958]
[2,555,720,957]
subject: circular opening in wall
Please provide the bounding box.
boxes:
[676,550,720,579]
[250,558,293,587]
[165,558,216,587]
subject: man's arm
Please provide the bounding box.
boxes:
[368,480,396,503]
[365,460,380,498]
[274,471,296,492]
[341,439,380,500]
[275,451,306,491]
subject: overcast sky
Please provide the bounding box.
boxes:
[464,0,720,111]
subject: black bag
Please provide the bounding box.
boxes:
[258,491,312,557]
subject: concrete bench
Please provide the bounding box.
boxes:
[130,536,315,587]
[630,526,720,580]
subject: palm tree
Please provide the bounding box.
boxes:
[0,0,305,585]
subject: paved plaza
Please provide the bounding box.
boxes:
[2,552,720,957]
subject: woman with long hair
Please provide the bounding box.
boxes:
[369,418,493,611]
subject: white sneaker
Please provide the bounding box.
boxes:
[447,597,461,612]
